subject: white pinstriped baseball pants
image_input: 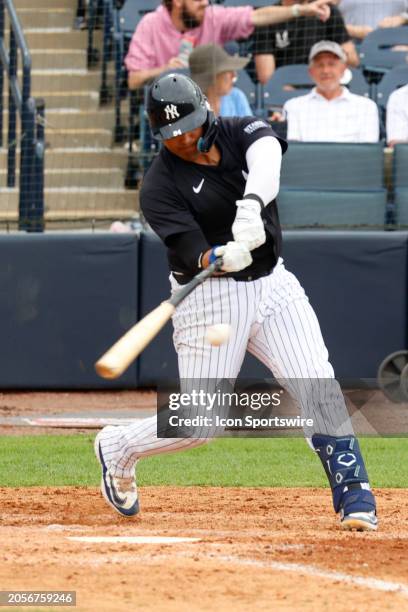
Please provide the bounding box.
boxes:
[101,260,353,478]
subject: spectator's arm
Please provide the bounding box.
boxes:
[341,40,359,67]
[128,67,163,90]
[128,57,186,90]
[379,14,408,28]
[254,54,276,84]
[345,24,373,40]
[251,0,332,27]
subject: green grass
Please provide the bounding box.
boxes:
[0,435,406,488]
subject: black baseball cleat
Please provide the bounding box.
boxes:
[94,428,139,517]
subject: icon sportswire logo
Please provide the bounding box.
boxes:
[193,178,204,194]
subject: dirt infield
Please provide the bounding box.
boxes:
[0,486,407,611]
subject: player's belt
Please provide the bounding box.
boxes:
[172,267,274,285]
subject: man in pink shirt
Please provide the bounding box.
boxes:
[125,0,334,89]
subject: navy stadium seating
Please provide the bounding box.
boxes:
[279,143,386,227]
[359,27,408,75]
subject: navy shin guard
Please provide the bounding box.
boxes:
[312,434,376,516]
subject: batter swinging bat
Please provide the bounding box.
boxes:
[95,258,223,379]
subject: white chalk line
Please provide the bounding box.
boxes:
[211,554,408,597]
[59,548,408,597]
[67,536,200,544]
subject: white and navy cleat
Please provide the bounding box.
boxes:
[340,510,378,532]
[94,428,139,517]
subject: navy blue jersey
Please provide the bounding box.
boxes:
[141,116,287,282]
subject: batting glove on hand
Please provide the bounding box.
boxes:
[214,242,253,272]
[232,198,266,251]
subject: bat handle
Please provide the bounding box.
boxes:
[169,257,223,308]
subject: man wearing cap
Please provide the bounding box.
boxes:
[283,40,379,142]
[251,0,358,84]
[125,0,334,90]
[189,44,252,117]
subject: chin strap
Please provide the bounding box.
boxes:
[197,110,218,153]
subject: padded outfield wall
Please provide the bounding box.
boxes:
[0,230,406,388]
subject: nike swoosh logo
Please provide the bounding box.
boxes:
[242,170,248,180]
[193,178,204,194]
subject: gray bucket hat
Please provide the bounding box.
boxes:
[189,43,249,91]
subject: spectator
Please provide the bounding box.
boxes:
[125,0,334,89]
[335,0,408,40]
[251,0,359,84]
[386,84,408,146]
[283,40,379,141]
[189,44,252,117]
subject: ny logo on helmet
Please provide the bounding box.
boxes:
[164,104,180,120]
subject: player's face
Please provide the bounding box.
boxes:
[214,71,236,96]
[180,0,208,28]
[163,126,204,161]
[309,52,346,92]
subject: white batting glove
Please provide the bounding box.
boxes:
[232,198,266,251]
[214,242,253,273]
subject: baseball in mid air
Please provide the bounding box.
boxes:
[205,324,232,346]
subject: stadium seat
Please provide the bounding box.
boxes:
[359,27,408,75]
[376,65,408,110]
[393,144,408,188]
[262,65,370,110]
[395,189,408,225]
[278,143,386,227]
[393,144,408,225]
[281,143,384,190]
[138,0,160,15]
[118,0,147,36]
[277,189,387,227]
[233,69,259,110]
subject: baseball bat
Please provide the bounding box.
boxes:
[95,258,223,379]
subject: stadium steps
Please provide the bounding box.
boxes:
[3,0,139,227]
[30,49,88,71]
[0,188,138,220]
[16,8,75,29]
[0,168,124,188]
[14,0,75,7]
[0,149,128,169]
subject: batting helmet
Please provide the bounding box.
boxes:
[147,72,218,151]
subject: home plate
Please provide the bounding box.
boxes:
[67,536,200,544]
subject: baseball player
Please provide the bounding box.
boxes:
[95,73,377,531]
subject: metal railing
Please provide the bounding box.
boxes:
[0,0,45,231]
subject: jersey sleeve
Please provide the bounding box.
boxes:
[140,173,211,273]
[221,117,287,157]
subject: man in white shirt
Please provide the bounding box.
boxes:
[335,0,408,40]
[386,84,408,147]
[283,40,379,142]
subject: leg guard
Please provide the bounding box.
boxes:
[312,434,376,516]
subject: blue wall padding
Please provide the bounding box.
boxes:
[0,233,138,388]
[138,231,407,384]
[0,230,406,388]
[282,231,407,379]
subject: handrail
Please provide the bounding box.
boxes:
[0,0,45,231]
